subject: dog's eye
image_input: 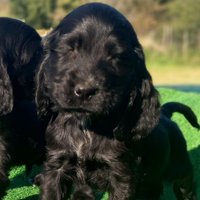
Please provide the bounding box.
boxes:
[67,36,83,52]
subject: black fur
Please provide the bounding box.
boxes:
[35,3,198,199]
[0,17,47,198]
[161,102,200,129]
[35,3,161,200]
[136,102,199,199]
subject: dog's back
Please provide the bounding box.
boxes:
[139,102,199,199]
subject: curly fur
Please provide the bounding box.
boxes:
[0,17,47,198]
[35,3,198,199]
[35,3,163,200]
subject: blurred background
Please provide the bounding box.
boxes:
[0,0,200,90]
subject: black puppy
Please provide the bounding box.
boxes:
[136,102,199,199]
[33,100,199,199]
[35,3,161,200]
[35,3,198,199]
[0,17,47,198]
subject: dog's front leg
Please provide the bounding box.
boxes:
[107,180,137,200]
[0,123,11,199]
[107,165,139,200]
[72,183,96,200]
[0,160,10,199]
[38,154,73,200]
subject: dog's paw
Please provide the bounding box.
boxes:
[71,192,95,200]
[28,174,41,187]
[28,176,37,186]
[72,197,95,200]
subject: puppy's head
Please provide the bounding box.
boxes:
[35,3,160,140]
[0,17,42,101]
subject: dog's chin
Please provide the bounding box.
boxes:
[52,104,97,118]
[64,108,93,116]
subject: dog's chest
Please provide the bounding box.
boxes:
[62,118,113,158]
[69,126,110,159]
[72,128,94,158]
[49,115,130,181]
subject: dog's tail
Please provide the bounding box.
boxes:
[161,102,200,129]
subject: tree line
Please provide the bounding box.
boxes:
[10,0,200,49]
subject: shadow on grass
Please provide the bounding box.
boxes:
[17,190,105,200]
[156,84,200,93]
[9,165,42,190]
[20,194,38,200]
[9,171,29,189]
[19,193,105,200]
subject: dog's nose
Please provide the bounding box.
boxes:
[74,83,97,100]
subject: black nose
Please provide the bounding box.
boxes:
[74,84,97,100]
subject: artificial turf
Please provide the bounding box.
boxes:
[3,88,200,200]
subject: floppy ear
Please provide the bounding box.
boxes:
[35,56,52,119]
[114,46,161,141]
[35,32,61,119]
[0,58,13,116]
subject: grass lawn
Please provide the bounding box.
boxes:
[3,88,200,200]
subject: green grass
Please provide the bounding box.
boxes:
[3,88,200,200]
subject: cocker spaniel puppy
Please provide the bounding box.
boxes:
[35,3,160,199]
[0,17,47,198]
[35,3,196,200]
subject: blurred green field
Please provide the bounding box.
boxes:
[143,48,200,85]
[3,88,200,200]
